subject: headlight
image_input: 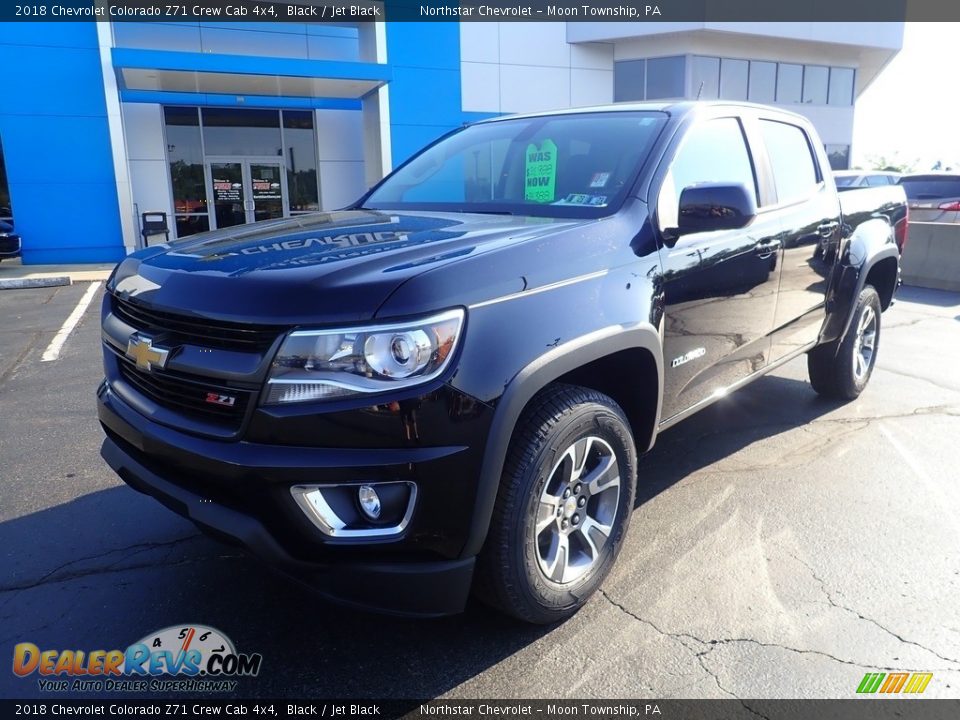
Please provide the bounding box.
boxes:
[264,308,465,404]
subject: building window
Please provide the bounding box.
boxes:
[201,108,283,157]
[614,56,685,101]
[803,65,829,105]
[824,144,851,171]
[719,58,749,101]
[691,56,720,100]
[828,67,855,106]
[164,107,209,239]
[646,56,686,99]
[761,120,820,204]
[748,61,777,103]
[613,59,646,102]
[282,110,319,213]
[776,63,803,104]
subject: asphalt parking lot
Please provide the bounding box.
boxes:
[1,281,959,701]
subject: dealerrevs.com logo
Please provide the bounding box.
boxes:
[12,625,262,693]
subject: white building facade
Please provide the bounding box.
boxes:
[0,21,902,263]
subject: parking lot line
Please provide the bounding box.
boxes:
[40,281,101,362]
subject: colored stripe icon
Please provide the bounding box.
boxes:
[857,672,933,694]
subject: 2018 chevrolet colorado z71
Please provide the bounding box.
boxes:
[98,102,907,623]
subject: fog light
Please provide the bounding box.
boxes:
[357,485,382,519]
[290,481,417,538]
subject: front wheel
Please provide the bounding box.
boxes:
[808,285,882,400]
[475,384,637,624]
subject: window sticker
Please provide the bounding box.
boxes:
[553,193,608,206]
[589,172,611,188]
[525,139,558,203]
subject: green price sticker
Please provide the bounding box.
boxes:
[525,139,557,203]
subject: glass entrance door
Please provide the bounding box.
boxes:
[210,162,246,229]
[206,159,289,230]
[249,163,285,222]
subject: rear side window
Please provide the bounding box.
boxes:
[658,117,757,229]
[866,175,890,187]
[760,120,819,205]
[898,176,960,200]
[834,175,857,187]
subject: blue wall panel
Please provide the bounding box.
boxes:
[0,22,125,264]
[385,22,465,168]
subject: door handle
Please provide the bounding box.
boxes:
[754,239,781,257]
[818,221,840,238]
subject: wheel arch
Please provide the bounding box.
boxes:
[820,217,900,346]
[864,255,899,311]
[460,324,662,558]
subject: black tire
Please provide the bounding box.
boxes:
[808,285,882,400]
[475,384,637,624]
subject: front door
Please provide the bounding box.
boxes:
[655,116,784,422]
[207,159,288,230]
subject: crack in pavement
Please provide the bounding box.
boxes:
[883,316,951,330]
[0,536,203,596]
[783,550,960,668]
[598,590,771,718]
[875,366,960,394]
[0,546,246,647]
[0,329,43,392]
[598,588,959,679]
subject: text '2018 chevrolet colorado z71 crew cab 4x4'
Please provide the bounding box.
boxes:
[98,102,907,624]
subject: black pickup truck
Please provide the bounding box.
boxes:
[98,102,907,623]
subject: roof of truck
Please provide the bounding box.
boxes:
[474,100,809,125]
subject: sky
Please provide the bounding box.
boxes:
[852,22,960,171]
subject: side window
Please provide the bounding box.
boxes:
[658,118,756,230]
[865,175,888,187]
[760,120,820,205]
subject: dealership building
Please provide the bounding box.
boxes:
[0,20,903,264]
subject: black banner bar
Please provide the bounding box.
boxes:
[6,0,960,22]
[3,700,960,720]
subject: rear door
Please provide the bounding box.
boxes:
[654,114,784,422]
[756,118,842,362]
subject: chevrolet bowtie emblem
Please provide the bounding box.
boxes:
[125,335,170,372]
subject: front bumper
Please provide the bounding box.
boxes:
[100,436,474,616]
[97,379,491,616]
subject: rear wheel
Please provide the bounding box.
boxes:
[808,285,882,400]
[475,384,637,624]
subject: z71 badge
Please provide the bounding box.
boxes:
[205,392,237,407]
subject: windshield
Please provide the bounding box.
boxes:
[363,112,667,218]
[899,176,960,200]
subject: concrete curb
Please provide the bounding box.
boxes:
[0,259,114,286]
[0,276,72,290]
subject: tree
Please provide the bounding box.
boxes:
[862,154,917,173]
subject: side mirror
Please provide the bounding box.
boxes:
[676,182,757,236]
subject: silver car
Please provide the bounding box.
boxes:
[897,173,960,223]
[833,170,900,189]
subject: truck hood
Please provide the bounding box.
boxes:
[111,210,584,325]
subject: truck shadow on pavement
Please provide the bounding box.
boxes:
[0,375,843,702]
[635,374,843,506]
